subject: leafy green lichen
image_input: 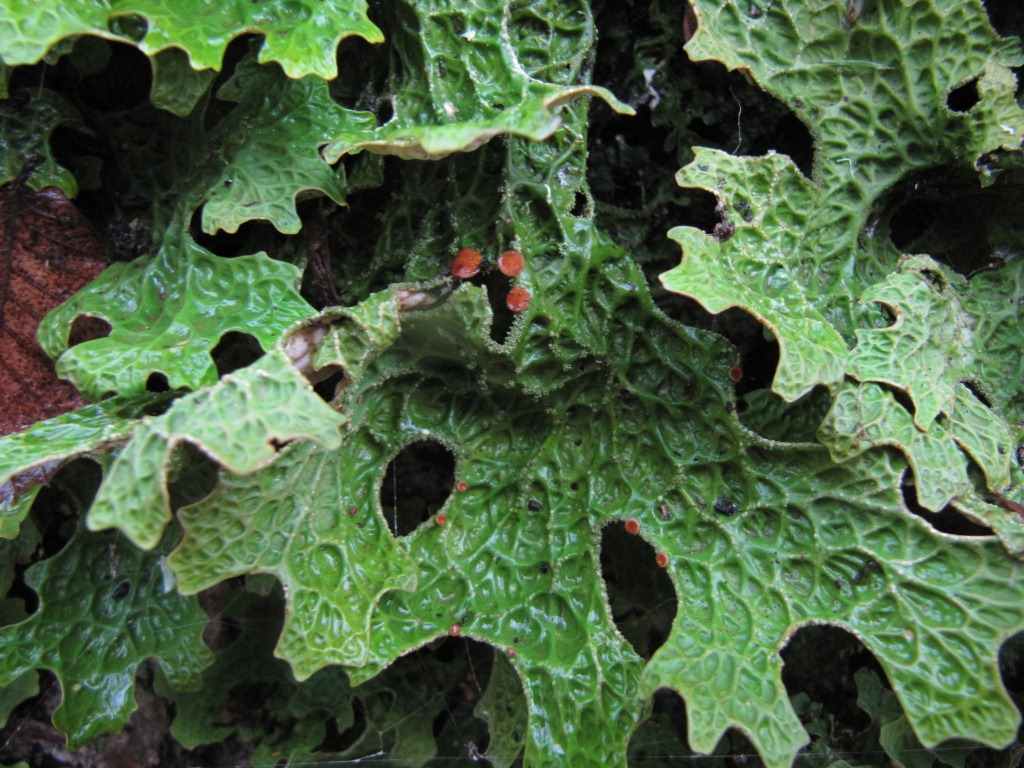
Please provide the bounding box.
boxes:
[1,0,1023,765]
[0,0,382,79]
[0,524,211,748]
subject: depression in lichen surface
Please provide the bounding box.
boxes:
[1,0,1024,766]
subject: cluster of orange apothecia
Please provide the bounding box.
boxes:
[624,518,670,568]
[449,247,531,312]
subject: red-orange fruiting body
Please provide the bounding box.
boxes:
[624,518,641,535]
[655,552,670,568]
[506,287,531,312]
[451,247,482,278]
[728,366,743,382]
[436,514,447,526]
[450,623,461,636]
[456,481,468,492]
[498,249,525,277]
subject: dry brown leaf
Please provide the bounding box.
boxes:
[0,157,108,435]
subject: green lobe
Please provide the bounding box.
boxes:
[307,288,404,380]
[963,260,1024,427]
[149,50,622,242]
[662,149,848,400]
[0,1,109,70]
[326,84,632,162]
[663,0,1024,404]
[198,54,375,235]
[854,668,975,768]
[820,382,967,511]
[0,0,382,79]
[5,0,1023,763]
[0,491,39,542]
[0,394,172,539]
[87,349,345,549]
[0,525,211,748]
[148,47,216,116]
[157,585,354,761]
[116,0,382,78]
[0,396,159,489]
[819,259,1016,518]
[170,438,420,677]
[39,230,313,399]
[848,258,976,431]
[0,89,81,194]
[684,0,1024,297]
[168,280,1024,768]
[321,0,633,164]
[820,380,1019,519]
[642,447,1023,767]
[169,282,668,765]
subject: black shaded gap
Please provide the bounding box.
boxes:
[145,371,170,392]
[197,578,248,650]
[484,268,518,345]
[429,638,493,755]
[67,315,112,347]
[985,0,1024,101]
[299,199,343,309]
[73,40,152,112]
[590,0,813,331]
[0,669,64,765]
[667,188,721,236]
[599,521,677,660]
[380,440,456,537]
[999,631,1024,698]
[713,307,779,398]
[330,2,393,120]
[875,381,916,417]
[312,368,347,403]
[628,688,691,765]
[946,78,980,112]
[211,331,264,377]
[201,35,264,130]
[628,689,767,766]
[28,458,104,570]
[168,443,220,510]
[653,291,718,332]
[881,165,1024,277]
[901,478,992,536]
[188,208,291,258]
[344,637,495,762]
[781,625,883,743]
[571,190,589,217]
[962,380,993,408]
[315,696,368,753]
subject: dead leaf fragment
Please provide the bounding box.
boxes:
[0,159,108,435]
